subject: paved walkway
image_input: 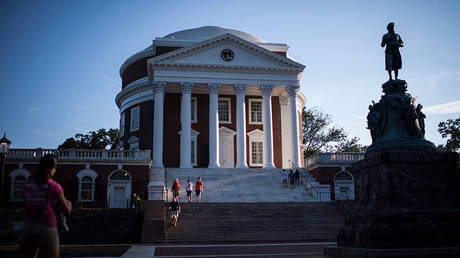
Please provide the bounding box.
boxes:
[67,242,334,257]
[165,168,315,202]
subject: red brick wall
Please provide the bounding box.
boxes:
[5,162,150,208]
[120,94,286,169]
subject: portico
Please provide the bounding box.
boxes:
[116,28,306,170]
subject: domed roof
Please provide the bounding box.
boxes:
[163,26,266,43]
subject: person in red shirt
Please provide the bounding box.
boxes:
[195,177,203,202]
[23,154,72,258]
[171,179,180,199]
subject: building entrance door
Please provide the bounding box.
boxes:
[219,127,236,168]
[113,187,126,208]
[107,170,132,208]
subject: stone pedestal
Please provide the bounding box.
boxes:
[147,168,166,200]
[325,148,460,257]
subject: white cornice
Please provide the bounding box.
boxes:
[119,46,155,77]
[149,33,305,71]
[115,77,150,108]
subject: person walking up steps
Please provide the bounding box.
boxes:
[186,179,193,202]
[289,170,295,189]
[171,179,180,200]
[168,196,181,227]
[195,177,203,202]
[281,170,288,188]
[23,154,72,258]
[295,169,300,186]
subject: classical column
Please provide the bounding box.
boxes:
[180,82,194,168]
[152,81,166,168]
[287,85,300,168]
[208,83,221,168]
[234,84,248,168]
[260,84,275,168]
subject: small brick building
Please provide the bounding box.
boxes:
[4,148,151,208]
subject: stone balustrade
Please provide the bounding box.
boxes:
[7,148,151,161]
[304,152,364,169]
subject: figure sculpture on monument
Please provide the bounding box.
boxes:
[381,22,403,80]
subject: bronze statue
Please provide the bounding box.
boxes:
[381,22,404,80]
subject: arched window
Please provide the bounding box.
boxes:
[109,170,131,181]
[9,168,31,201]
[13,175,26,200]
[80,176,93,201]
[76,169,98,201]
[334,171,353,181]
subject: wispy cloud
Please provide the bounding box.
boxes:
[28,107,41,113]
[96,73,115,82]
[428,70,460,88]
[423,100,460,115]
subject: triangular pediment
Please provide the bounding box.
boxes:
[150,33,305,72]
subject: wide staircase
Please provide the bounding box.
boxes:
[164,202,344,243]
[165,168,316,202]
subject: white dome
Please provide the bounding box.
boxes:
[163,26,266,43]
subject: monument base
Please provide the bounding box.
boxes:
[324,246,460,258]
[148,168,166,200]
[333,148,460,252]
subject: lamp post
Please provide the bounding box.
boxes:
[0,133,12,204]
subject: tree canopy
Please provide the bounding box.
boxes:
[302,107,367,157]
[58,128,120,150]
[437,118,460,152]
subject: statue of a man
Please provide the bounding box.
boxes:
[381,22,404,80]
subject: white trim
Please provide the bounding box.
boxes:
[9,168,31,201]
[247,129,264,166]
[130,106,140,132]
[149,33,305,70]
[191,96,198,123]
[248,99,263,124]
[218,97,232,124]
[76,169,98,202]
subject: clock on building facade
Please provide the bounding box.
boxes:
[220,49,234,62]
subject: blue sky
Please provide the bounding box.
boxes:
[0,0,459,149]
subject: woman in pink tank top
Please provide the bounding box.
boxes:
[22,154,72,258]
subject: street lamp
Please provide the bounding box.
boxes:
[0,133,12,204]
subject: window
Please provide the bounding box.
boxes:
[120,113,125,136]
[127,136,139,150]
[109,170,131,181]
[76,169,98,201]
[191,97,198,123]
[218,98,231,123]
[178,129,200,166]
[80,176,93,201]
[251,142,263,165]
[191,139,196,166]
[130,106,140,132]
[249,99,263,124]
[13,175,26,200]
[9,168,31,201]
[247,129,264,166]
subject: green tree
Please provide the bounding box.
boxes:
[437,118,460,152]
[302,107,347,157]
[334,136,368,152]
[301,107,367,157]
[58,128,121,150]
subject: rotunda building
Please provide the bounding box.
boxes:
[115,26,306,169]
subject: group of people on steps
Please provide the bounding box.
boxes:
[168,177,203,227]
[281,169,300,189]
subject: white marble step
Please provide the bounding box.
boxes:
[165,168,316,202]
